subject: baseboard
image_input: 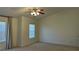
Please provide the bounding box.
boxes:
[40,41,79,48]
[20,41,40,48]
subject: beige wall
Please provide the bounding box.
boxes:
[39,9,79,47]
[11,18,18,47]
[17,16,39,47]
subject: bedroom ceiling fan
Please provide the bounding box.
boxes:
[25,8,45,16]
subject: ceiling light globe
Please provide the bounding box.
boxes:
[31,12,33,15]
[37,12,40,15]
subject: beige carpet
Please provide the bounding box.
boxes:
[0,42,6,50]
[6,42,79,51]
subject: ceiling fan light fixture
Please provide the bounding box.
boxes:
[28,8,45,16]
[30,11,39,16]
[36,12,40,15]
[30,12,36,16]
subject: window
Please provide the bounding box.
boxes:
[29,24,35,39]
[0,22,6,42]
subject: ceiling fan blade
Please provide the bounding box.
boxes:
[39,12,45,14]
[40,9,44,11]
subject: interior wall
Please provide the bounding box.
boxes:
[17,16,39,47]
[11,16,39,48]
[11,18,18,48]
[39,9,79,47]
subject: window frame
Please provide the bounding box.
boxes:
[28,23,36,39]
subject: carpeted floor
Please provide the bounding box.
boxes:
[6,42,79,51]
[0,42,6,50]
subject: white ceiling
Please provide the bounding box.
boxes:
[0,7,78,19]
[0,7,25,17]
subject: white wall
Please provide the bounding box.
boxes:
[39,9,79,47]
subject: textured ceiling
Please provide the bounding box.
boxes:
[0,7,79,19]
